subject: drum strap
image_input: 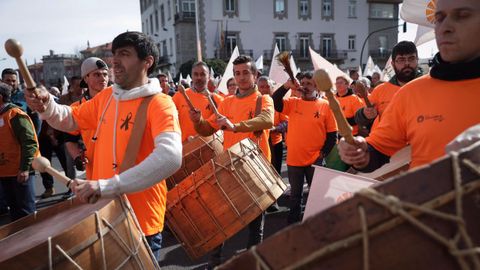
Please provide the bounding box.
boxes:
[252,95,263,138]
[119,94,156,173]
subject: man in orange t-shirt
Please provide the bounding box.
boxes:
[355,41,422,133]
[335,76,364,135]
[339,0,480,172]
[190,55,273,267]
[173,61,223,142]
[273,71,338,224]
[26,31,182,262]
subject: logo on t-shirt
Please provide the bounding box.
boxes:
[248,110,254,119]
[206,104,211,111]
[417,114,444,123]
[314,111,320,118]
[120,112,134,131]
[0,153,8,165]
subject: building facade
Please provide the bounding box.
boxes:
[141,0,401,76]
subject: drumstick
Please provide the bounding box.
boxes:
[206,91,234,130]
[32,156,99,204]
[177,84,196,111]
[4,39,39,97]
[313,69,355,145]
[355,82,373,108]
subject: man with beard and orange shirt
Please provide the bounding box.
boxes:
[355,41,422,132]
[273,71,337,224]
[172,61,223,142]
[339,0,480,172]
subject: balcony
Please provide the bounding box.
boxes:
[214,49,253,61]
[174,11,195,23]
[158,55,170,66]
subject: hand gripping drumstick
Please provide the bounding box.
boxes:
[32,156,99,204]
[313,69,355,145]
[177,84,197,111]
[4,39,39,97]
[205,91,234,130]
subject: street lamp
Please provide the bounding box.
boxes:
[359,22,407,70]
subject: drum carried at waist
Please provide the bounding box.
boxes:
[0,196,159,270]
[167,131,224,189]
[166,138,287,259]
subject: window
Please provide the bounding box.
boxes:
[299,0,309,16]
[169,38,173,56]
[275,0,285,14]
[162,40,168,57]
[299,35,309,58]
[378,36,388,56]
[160,4,165,27]
[348,35,356,50]
[167,0,172,20]
[150,14,153,34]
[322,0,332,17]
[146,18,149,34]
[155,9,159,31]
[348,0,356,18]
[226,33,237,56]
[322,37,332,57]
[182,0,196,17]
[225,0,235,12]
[275,34,288,51]
[370,3,394,19]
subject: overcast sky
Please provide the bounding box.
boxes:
[0,0,141,71]
[0,0,437,73]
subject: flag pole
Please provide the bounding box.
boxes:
[195,0,202,62]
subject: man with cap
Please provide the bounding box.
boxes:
[64,57,109,179]
[0,81,39,221]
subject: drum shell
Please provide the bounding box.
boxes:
[0,197,159,270]
[166,138,287,259]
[167,132,224,189]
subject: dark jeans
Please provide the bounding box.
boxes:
[287,165,315,224]
[270,141,284,175]
[0,174,36,221]
[209,213,265,266]
[39,137,74,189]
[145,232,162,262]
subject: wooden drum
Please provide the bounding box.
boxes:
[166,138,287,259]
[0,196,159,270]
[167,131,224,189]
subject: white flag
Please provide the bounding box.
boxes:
[381,56,395,81]
[303,166,378,220]
[414,25,435,46]
[62,76,69,95]
[363,56,376,77]
[255,55,264,71]
[268,44,299,91]
[217,46,239,95]
[400,0,436,27]
[186,74,192,86]
[309,47,351,88]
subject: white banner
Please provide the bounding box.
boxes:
[400,0,436,27]
[303,166,378,221]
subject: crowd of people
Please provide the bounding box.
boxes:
[0,0,478,268]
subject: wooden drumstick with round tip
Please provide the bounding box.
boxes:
[4,39,39,97]
[205,91,234,130]
[32,156,99,203]
[177,84,197,111]
[313,69,355,145]
[355,82,373,108]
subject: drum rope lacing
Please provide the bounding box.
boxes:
[248,154,480,270]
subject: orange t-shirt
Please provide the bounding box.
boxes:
[172,89,223,142]
[207,91,273,161]
[337,93,364,135]
[270,111,288,146]
[71,87,181,235]
[70,97,96,179]
[367,75,480,168]
[368,81,401,130]
[282,98,337,166]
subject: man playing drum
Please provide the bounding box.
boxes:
[173,61,223,142]
[25,31,182,261]
[190,55,274,268]
[339,0,480,172]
